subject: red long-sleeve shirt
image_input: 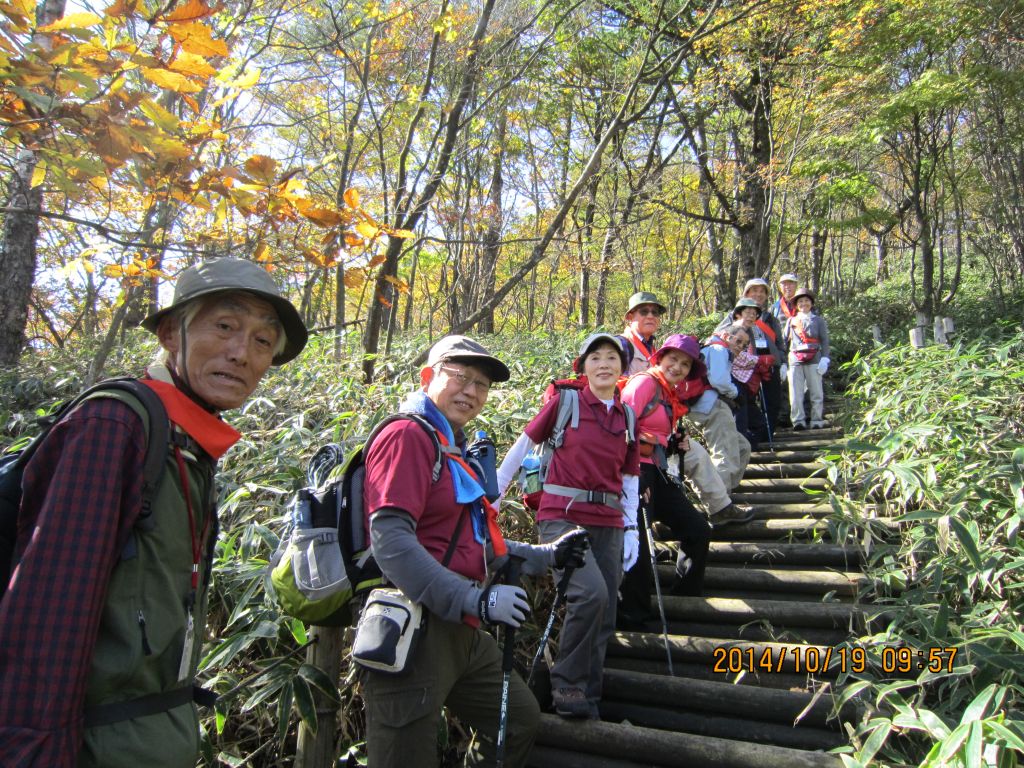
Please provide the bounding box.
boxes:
[0,398,146,767]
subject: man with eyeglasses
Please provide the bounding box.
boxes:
[617,291,666,376]
[359,335,588,768]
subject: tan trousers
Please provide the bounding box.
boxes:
[682,439,731,514]
[689,399,751,491]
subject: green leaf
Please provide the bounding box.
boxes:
[949,516,983,569]
[292,675,317,733]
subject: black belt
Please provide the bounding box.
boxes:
[84,685,217,728]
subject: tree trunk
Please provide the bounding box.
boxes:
[294,628,345,768]
[0,152,41,366]
[362,0,497,382]
[0,0,69,366]
[809,227,826,295]
[479,111,506,334]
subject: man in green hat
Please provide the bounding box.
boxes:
[617,291,668,376]
[0,258,307,768]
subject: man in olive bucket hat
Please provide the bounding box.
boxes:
[0,258,307,768]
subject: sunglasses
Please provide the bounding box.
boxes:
[633,307,663,317]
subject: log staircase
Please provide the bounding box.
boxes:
[528,421,872,768]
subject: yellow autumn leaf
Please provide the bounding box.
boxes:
[344,233,364,247]
[244,155,278,183]
[161,0,213,23]
[141,67,204,93]
[30,161,45,188]
[139,97,179,132]
[167,22,229,58]
[103,264,126,277]
[220,67,259,89]
[39,12,102,31]
[355,221,380,239]
[253,242,269,262]
[104,0,139,17]
[298,204,343,228]
[0,0,34,27]
[168,50,217,78]
[343,187,360,208]
[387,227,415,239]
[384,275,409,294]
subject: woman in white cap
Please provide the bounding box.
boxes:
[496,334,641,719]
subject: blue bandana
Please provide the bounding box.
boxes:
[400,391,489,544]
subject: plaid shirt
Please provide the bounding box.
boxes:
[0,398,146,768]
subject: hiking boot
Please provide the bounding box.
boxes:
[552,686,590,718]
[793,422,807,431]
[810,420,828,429]
[713,503,755,526]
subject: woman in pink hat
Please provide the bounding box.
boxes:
[618,335,715,626]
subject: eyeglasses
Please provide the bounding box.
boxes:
[634,307,662,317]
[438,365,492,393]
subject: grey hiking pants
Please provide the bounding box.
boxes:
[538,519,623,704]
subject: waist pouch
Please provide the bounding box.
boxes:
[352,588,424,674]
[793,343,819,363]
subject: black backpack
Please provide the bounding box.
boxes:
[0,378,170,595]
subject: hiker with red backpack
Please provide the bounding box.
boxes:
[617,335,717,627]
[0,259,309,768]
[782,289,832,430]
[496,333,641,719]
[358,336,588,766]
[689,325,753,491]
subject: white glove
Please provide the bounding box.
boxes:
[817,357,830,375]
[779,363,788,382]
[623,527,640,572]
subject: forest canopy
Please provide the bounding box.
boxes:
[1,0,1022,376]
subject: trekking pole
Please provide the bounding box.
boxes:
[496,555,525,768]
[526,564,575,688]
[641,504,674,676]
[759,383,775,452]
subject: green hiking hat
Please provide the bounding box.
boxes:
[731,297,762,319]
[141,258,308,365]
[625,291,667,317]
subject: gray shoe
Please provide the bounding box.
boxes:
[713,503,755,526]
[810,420,828,429]
[552,686,590,718]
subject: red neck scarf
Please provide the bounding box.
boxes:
[647,368,689,423]
[140,379,241,460]
[625,328,655,363]
[779,297,797,319]
[755,318,776,343]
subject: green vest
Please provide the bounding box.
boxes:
[78,390,217,768]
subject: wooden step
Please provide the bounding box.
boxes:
[744,462,825,479]
[750,450,826,464]
[607,633,843,679]
[697,565,868,596]
[735,477,829,492]
[531,713,842,768]
[730,491,826,506]
[707,541,862,568]
[662,595,873,629]
[709,518,829,540]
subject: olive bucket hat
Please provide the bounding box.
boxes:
[141,258,308,365]
[625,291,667,317]
[731,297,762,319]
